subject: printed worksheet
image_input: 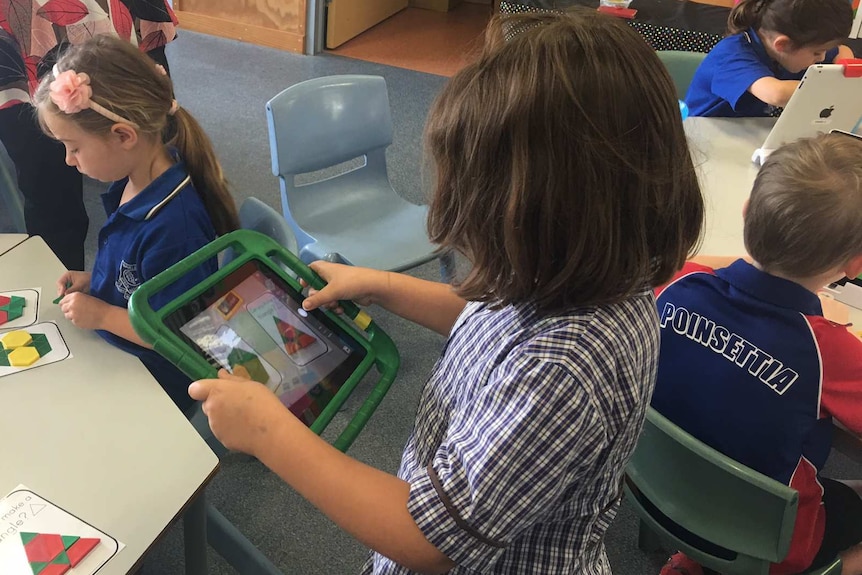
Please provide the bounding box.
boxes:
[0,289,39,331]
[0,323,72,378]
[0,485,122,575]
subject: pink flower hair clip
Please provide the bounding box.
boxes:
[49,65,139,128]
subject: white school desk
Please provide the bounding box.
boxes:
[0,236,218,575]
[0,233,27,257]
[684,117,862,462]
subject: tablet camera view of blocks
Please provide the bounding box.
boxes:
[19,532,99,575]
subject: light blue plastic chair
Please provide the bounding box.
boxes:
[656,50,707,101]
[265,75,454,281]
[0,142,26,233]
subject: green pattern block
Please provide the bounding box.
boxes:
[50,550,70,565]
[0,349,9,367]
[61,536,79,550]
[28,561,48,575]
[20,532,39,545]
[31,334,52,357]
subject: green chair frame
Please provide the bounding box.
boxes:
[624,408,842,575]
[656,50,707,101]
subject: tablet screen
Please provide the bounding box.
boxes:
[164,260,366,426]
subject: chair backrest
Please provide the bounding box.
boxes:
[625,408,798,575]
[265,75,393,178]
[0,142,25,233]
[656,50,707,100]
[238,197,298,256]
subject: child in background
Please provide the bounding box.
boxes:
[188,10,704,574]
[653,133,862,575]
[33,35,239,412]
[687,0,854,117]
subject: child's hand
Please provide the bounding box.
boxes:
[56,271,91,296]
[59,292,109,330]
[188,369,288,456]
[300,261,382,312]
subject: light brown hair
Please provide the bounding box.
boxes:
[33,35,239,235]
[425,9,704,313]
[728,0,852,47]
[745,133,862,277]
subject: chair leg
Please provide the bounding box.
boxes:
[637,519,665,553]
[183,492,208,575]
[206,505,283,575]
[439,250,456,284]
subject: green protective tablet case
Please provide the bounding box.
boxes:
[128,229,399,451]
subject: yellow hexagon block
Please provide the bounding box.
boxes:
[0,330,32,350]
[8,346,40,367]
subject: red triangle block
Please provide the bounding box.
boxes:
[0,295,10,306]
[66,537,99,567]
[0,310,7,325]
[24,534,65,563]
[36,564,70,575]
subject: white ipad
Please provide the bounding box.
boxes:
[752,64,862,165]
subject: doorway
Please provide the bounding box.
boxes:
[323,1,493,76]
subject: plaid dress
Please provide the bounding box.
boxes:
[363,295,660,574]
[0,0,177,108]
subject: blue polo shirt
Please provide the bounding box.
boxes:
[90,161,218,412]
[653,260,862,573]
[686,29,839,117]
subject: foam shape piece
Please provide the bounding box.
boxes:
[61,535,79,550]
[1,330,33,350]
[0,310,7,325]
[28,561,48,575]
[6,305,23,321]
[24,533,64,563]
[65,537,99,567]
[9,347,40,367]
[20,532,39,545]
[0,295,10,306]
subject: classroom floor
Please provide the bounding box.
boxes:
[328,4,492,77]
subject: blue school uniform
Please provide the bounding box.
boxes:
[686,29,839,117]
[89,160,217,412]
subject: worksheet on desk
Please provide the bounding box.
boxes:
[0,485,123,575]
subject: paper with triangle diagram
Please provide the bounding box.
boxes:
[0,486,121,575]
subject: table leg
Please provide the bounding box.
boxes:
[183,491,208,575]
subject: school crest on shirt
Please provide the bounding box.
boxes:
[115,260,141,300]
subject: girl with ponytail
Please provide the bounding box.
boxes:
[686,0,854,117]
[33,34,239,411]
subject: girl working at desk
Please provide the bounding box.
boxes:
[687,0,855,117]
[189,9,704,575]
[35,35,239,412]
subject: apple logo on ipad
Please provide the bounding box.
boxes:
[814,105,835,125]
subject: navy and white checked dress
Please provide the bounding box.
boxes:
[363,293,660,574]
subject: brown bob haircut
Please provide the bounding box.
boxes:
[745,133,862,277]
[728,0,852,47]
[425,9,703,313]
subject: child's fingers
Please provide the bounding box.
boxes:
[188,379,216,401]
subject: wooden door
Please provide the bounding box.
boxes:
[326,0,407,49]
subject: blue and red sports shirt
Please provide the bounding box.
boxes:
[653,260,862,574]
